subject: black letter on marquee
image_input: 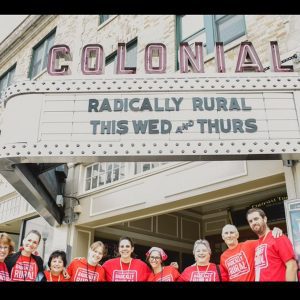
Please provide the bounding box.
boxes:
[88,99,99,112]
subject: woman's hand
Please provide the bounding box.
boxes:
[62,268,71,279]
[170,261,179,269]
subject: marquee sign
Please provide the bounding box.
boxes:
[1,73,300,164]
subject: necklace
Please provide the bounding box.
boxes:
[120,258,132,281]
[49,272,61,282]
[259,230,270,245]
[262,230,270,242]
[20,255,32,281]
[86,262,97,282]
[196,263,210,281]
[159,266,164,282]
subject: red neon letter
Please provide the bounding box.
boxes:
[81,44,104,75]
[179,42,204,73]
[47,44,71,75]
[144,43,166,74]
[215,42,226,73]
[116,43,136,74]
[235,42,264,72]
[270,41,293,72]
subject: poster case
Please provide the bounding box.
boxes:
[284,198,300,262]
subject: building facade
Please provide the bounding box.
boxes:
[1,15,300,269]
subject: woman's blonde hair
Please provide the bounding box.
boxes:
[0,232,15,255]
[90,241,107,257]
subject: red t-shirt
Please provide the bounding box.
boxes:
[67,258,105,282]
[177,263,221,282]
[0,261,10,282]
[103,258,151,281]
[44,270,70,282]
[255,232,296,281]
[11,255,38,282]
[220,240,257,281]
[147,265,180,282]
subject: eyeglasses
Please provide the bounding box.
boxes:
[149,256,161,261]
[0,246,9,250]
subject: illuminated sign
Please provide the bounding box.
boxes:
[47,41,293,76]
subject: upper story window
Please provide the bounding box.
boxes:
[176,15,246,57]
[84,162,169,192]
[29,29,56,79]
[85,162,127,191]
[0,64,16,94]
[99,15,111,25]
[105,38,137,75]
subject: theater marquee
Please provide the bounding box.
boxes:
[0,73,300,163]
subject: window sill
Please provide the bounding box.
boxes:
[29,68,48,81]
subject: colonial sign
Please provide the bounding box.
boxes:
[47,41,293,75]
[0,74,300,163]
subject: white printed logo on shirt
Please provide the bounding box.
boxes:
[255,244,268,270]
[74,267,99,281]
[157,274,173,282]
[112,270,137,281]
[225,251,250,279]
[11,261,37,281]
[0,270,10,281]
[190,271,215,282]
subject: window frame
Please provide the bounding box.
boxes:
[99,15,111,25]
[213,15,246,46]
[28,29,56,79]
[0,64,16,94]
[176,15,246,69]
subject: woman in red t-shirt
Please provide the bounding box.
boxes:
[0,232,15,282]
[146,247,180,282]
[103,236,151,281]
[178,239,221,282]
[5,230,45,282]
[67,241,106,282]
[44,250,70,282]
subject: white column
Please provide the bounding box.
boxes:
[283,160,300,199]
[283,160,300,238]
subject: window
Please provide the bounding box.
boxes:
[176,15,246,59]
[99,15,111,25]
[105,38,137,75]
[29,30,56,79]
[85,162,127,191]
[84,161,169,191]
[134,162,168,175]
[0,64,16,94]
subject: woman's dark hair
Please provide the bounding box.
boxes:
[118,236,134,247]
[118,236,137,258]
[47,250,67,268]
[25,230,42,243]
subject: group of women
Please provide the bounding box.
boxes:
[0,230,222,282]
